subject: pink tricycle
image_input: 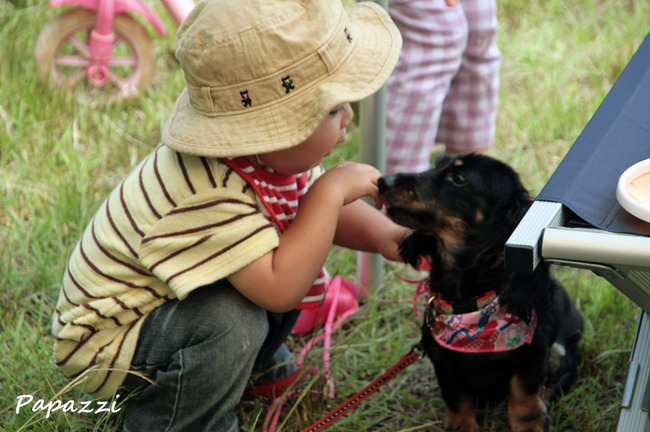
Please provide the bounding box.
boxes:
[34,0,194,102]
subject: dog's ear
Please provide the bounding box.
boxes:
[493,189,532,243]
[399,231,437,269]
[500,264,554,323]
[471,194,532,262]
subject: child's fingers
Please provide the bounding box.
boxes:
[362,182,381,210]
[368,184,384,210]
[322,162,384,205]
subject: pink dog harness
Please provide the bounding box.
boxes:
[426,291,537,353]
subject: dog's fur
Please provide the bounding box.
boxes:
[378,153,584,432]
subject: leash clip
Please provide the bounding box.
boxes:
[410,342,426,360]
[423,294,437,332]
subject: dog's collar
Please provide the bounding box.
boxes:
[425,294,537,353]
[430,290,498,315]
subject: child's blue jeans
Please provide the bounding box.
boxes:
[121,280,299,432]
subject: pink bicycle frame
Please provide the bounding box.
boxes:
[48,0,193,86]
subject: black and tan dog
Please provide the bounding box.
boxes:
[378,153,583,432]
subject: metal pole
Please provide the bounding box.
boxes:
[358,0,388,294]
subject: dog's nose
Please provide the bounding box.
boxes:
[378,175,396,194]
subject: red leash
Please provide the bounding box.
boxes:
[300,344,424,432]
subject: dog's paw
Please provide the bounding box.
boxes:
[399,231,435,268]
[507,375,551,432]
[445,404,479,432]
[444,424,480,432]
[508,412,551,432]
[444,420,480,432]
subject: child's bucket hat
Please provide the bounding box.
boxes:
[162,0,402,157]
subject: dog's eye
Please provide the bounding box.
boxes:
[446,172,467,187]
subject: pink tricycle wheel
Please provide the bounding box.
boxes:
[35,8,156,103]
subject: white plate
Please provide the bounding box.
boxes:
[617,158,650,222]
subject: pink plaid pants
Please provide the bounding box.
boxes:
[385,0,501,174]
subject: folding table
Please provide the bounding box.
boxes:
[505,33,650,431]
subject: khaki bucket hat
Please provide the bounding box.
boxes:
[162,0,402,157]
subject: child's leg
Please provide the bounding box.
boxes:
[437,0,501,154]
[251,310,301,383]
[385,0,467,174]
[122,281,268,432]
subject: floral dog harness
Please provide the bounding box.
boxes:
[426,291,537,353]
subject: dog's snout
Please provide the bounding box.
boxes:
[378,175,396,194]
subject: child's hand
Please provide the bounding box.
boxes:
[312,161,383,208]
[377,224,410,262]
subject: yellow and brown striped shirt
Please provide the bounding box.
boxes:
[53,144,320,398]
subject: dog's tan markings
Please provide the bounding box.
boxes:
[475,209,484,224]
[507,375,548,432]
[408,199,436,211]
[434,206,467,267]
[438,223,464,251]
[388,195,436,213]
[453,158,464,167]
[542,342,567,403]
[445,397,479,432]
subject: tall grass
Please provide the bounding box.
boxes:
[1,0,649,430]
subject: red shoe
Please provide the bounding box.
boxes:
[247,366,321,399]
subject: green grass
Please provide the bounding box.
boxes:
[1,0,649,430]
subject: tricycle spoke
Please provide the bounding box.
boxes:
[105,70,129,90]
[67,35,90,58]
[107,55,138,67]
[67,69,88,86]
[55,55,89,68]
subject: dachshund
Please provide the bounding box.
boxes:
[378,153,584,432]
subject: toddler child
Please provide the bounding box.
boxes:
[52,0,404,431]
